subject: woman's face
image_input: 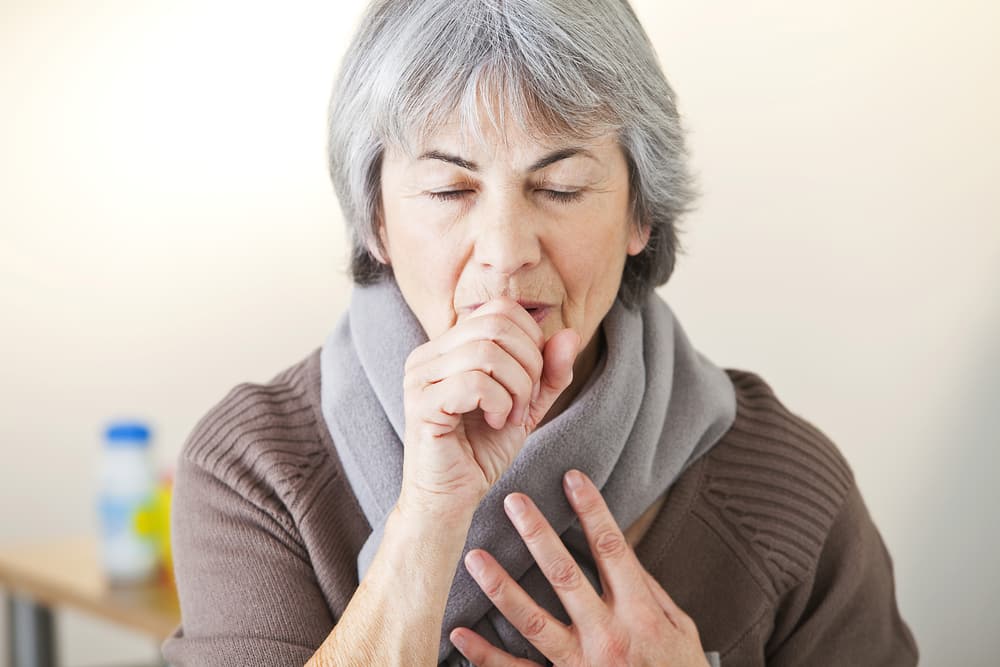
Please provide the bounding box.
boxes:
[377,117,648,356]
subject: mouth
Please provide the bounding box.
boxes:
[517,301,552,324]
[461,299,554,324]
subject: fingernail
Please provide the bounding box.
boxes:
[532,381,540,403]
[465,550,486,576]
[451,630,468,651]
[505,493,527,517]
[565,469,585,493]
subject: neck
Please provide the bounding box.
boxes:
[538,327,604,428]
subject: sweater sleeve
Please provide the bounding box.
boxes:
[161,452,334,666]
[764,481,919,666]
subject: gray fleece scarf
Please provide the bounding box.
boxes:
[320,278,734,666]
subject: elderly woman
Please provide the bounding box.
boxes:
[162,1,917,665]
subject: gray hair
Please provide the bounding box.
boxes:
[327,0,695,308]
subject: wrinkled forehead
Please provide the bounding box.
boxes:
[385,78,620,160]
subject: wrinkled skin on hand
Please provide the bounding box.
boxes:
[398,297,581,516]
[451,470,709,667]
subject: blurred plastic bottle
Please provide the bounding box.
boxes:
[97,421,157,585]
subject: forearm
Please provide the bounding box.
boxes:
[307,503,475,667]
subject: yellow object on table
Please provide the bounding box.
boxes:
[132,474,174,585]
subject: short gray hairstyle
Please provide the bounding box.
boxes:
[327,0,695,308]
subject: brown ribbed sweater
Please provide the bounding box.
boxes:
[160,349,918,666]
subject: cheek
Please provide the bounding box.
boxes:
[382,201,467,333]
[385,201,460,272]
[549,214,631,333]
[563,213,631,284]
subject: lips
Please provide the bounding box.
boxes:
[516,301,551,323]
[524,306,551,323]
[460,299,555,323]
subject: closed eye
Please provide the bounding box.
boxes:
[427,189,583,203]
[427,189,474,202]
[538,189,583,203]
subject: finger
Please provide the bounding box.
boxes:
[409,309,544,396]
[408,339,535,426]
[503,492,608,628]
[464,549,576,664]
[409,296,543,366]
[416,370,515,431]
[467,297,545,350]
[526,328,581,428]
[469,300,544,405]
[562,470,649,604]
[461,311,545,390]
[450,627,544,667]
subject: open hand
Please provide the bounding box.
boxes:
[450,470,709,667]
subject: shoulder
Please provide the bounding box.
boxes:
[693,369,856,601]
[178,348,334,526]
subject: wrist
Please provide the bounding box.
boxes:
[315,502,476,667]
[395,483,483,527]
[368,502,473,628]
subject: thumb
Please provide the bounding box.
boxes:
[531,328,581,418]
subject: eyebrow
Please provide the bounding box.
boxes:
[417,147,594,173]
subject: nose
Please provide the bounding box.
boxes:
[471,194,541,277]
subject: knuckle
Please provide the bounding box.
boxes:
[481,574,506,600]
[575,491,605,517]
[595,628,630,662]
[518,519,547,544]
[631,607,666,635]
[402,368,425,392]
[593,529,629,560]
[403,365,423,390]
[520,611,548,640]
[530,349,544,379]
[547,557,583,591]
[678,611,699,636]
[403,350,418,373]
[483,314,511,340]
[467,370,491,393]
[494,296,519,314]
[474,338,497,362]
[404,346,427,373]
[516,372,533,397]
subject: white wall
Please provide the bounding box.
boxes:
[1,1,996,665]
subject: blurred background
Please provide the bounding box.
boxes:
[1,0,997,664]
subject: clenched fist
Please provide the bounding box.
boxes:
[397,297,581,517]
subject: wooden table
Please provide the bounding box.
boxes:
[0,537,179,667]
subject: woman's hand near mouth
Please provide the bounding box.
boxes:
[398,297,581,519]
[313,300,578,667]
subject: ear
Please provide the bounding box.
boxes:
[368,220,391,265]
[626,223,651,256]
